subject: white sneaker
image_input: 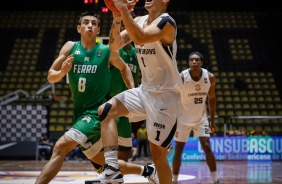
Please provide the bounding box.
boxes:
[146,163,159,184]
[85,164,124,184]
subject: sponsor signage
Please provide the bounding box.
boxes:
[167,136,282,161]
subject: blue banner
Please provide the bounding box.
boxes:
[167,136,282,161]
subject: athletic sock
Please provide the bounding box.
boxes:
[104,151,119,169]
[173,175,178,182]
[211,171,218,182]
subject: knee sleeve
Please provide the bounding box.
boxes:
[100,103,112,122]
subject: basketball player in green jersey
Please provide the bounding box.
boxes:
[35,11,157,184]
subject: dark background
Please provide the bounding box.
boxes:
[1,0,281,12]
[0,0,281,141]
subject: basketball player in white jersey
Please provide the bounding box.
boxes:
[95,0,182,183]
[172,51,219,184]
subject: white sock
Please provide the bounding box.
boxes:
[140,166,144,175]
[211,171,218,182]
[104,151,119,168]
[173,175,178,182]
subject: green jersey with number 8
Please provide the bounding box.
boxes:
[68,41,111,109]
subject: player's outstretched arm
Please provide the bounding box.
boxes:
[47,41,74,83]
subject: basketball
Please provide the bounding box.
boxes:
[104,0,136,13]
[104,0,119,13]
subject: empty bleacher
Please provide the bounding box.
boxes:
[0,10,281,139]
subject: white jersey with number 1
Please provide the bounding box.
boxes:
[135,13,182,92]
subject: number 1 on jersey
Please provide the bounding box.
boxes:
[141,57,146,67]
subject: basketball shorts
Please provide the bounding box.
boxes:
[65,108,102,159]
[174,119,211,142]
[65,108,132,159]
[115,86,180,148]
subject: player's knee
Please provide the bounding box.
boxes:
[201,142,212,153]
[98,103,112,122]
[202,144,212,154]
[53,135,75,156]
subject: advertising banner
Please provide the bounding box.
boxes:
[167,136,282,161]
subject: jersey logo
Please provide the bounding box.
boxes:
[195,84,201,91]
[204,77,208,83]
[153,122,165,130]
[84,57,90,62]
[105,173,114,177]
[75,50,80,55]
[97,50,102,57]
[82,116,91,123]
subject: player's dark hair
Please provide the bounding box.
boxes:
[78,11,100,27]
[189,51,204,61]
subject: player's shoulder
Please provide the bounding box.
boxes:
[205,69,216,82]
[66,40,75,45]
[65,41,76,48]
[161,13,175,20]
[201,68,213,76]
[67,41,78,54]
[205,69,215,77]
[160,13,176,27]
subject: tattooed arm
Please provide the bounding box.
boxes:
[109,12,136,51]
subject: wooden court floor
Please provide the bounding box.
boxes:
[0,160,282,184]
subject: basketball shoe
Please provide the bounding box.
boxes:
[84,164,123,184]
[146,163,159,184]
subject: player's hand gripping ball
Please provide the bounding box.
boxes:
[104,0,136,13]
